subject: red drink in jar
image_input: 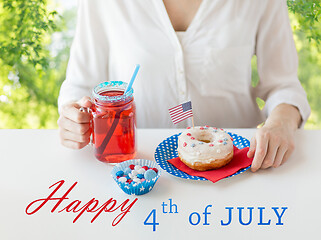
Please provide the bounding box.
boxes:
[91,81,136,163]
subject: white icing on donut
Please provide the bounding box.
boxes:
[177,126,233,166]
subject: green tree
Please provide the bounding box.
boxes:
[287,0,321,45]
[0,0,57,68]
[0,0,75,128]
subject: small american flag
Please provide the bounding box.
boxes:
[168,101,193,124]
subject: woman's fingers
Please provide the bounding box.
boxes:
[61,103,91,123]
[260,140,278,169]
[58,117,91,149]
[58,116,90,134]
[247,136,256,158]
[60,128,91,143]
[251,131,269,172]
[281,141,295,165]
[78,96,93,108]
[250,124,296,172]
[272,145,287,168]
[58,97,93,149]
[61,139,89,150]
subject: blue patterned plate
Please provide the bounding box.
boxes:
[154,132,251,181]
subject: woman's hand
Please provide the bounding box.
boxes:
[247,104,302,172]
[58,96,93,149]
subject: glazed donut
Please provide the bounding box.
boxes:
[177,126,234,171]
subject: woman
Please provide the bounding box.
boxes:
[57,0,310,172]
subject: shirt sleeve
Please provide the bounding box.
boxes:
[58,0,109,112]
[255,0,310,128]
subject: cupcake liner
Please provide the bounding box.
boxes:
[111,159,161,195]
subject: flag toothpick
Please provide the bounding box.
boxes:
[168,101,194,126]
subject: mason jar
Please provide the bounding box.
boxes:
[91,81,136,163]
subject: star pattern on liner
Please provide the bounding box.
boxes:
[125,185,130,189]
[149,186,152,191]
[140,186,145,192]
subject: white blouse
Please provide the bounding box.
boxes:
[58,0,310,128]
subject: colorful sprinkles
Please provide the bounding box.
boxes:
[182,126,232,148]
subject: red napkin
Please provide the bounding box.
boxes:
[167,146,253,183]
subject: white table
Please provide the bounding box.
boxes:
[0,129,320,239]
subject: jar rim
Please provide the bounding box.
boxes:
[92,81,133,103]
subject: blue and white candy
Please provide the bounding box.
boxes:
[117,164,159,184]
[144,169,157,181]
[124,167,131,175]
[118,177,127,183]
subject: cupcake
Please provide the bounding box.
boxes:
[111,159,161,195]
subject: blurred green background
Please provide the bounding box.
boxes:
[0,0,320,129]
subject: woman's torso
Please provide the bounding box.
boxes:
[83,0,267,128]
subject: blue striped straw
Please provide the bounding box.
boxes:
[125,64,140,94]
